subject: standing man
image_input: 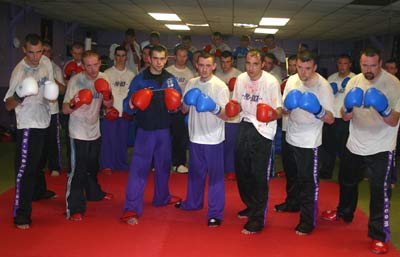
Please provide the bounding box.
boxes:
[166,46,194,173]
[263,34,287,76]
[230,49,282,234]
[4,33,59,229]
[319,54,355,179]
[101,46,135,174]
[181,35,198,72]
[215,50,242,180]
[175,52,230,227]
[63,50,114,221]
[41,40,66,177]
[233,35,251,72]
[384,59,398,78]
[121,45,182,225]
[203,32,231,72]
[263,53,283,83]
[275,50,334,235]
[122,28,141,74]
[322,47,400,254]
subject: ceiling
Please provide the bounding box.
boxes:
[4,0,400,40]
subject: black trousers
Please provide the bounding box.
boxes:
[337,148,392,242]
[40,113,62,171]
[234,121,272,224]
[284,143,319,227]
[66,138,105,217]
[170,112,188,167]
[281,130,290,173]
[60,113,71,173]
[319,118,349,179]
[13,128,47,225]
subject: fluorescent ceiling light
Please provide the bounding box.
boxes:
[234,23,258,28]
[254,28,279,34]
[186,23,209,27]
[165,24,190,30]
[259,17,289,26]
[149,13,181,21]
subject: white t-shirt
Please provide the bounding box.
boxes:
[4,56,54,129]
[232,71,282,140]
[63,72,109,140]
[327,72,356,118]
[283,73,334,148]
[126,41,141,75]
[184,75,229,145]
[104,66,135,115]
[166,65,194,93]
[268,46,286,64]
[49,60,64,115]
[345,70,400,155]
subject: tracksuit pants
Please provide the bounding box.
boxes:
[224,122,239,174]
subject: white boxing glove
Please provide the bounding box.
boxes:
[44,80,59,100]
[14,77,39,103]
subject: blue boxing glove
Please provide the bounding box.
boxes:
[330,82,338,95]
[343,87,363,114]
[184,88,202,106]
[364,87,392,117]
[299,92,326,119]
[341,77,350,91]
[284,89,303,111]
[196,93,221,115]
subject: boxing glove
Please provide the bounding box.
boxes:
[14,77,39,103]
[64,61,78,80]
[105,107,119,121]
[262,46,268,54]
[228,77,236,92]
[203,44,212,53]
[284,89,302,111]
[196,93,221,115]
[343,87,363,114]
[94,78,111,101]
[164,88,181,111]
[256,103,278,122]
[69,89,93,109]
[184,88,202,106]
[341,77,350,90]
[44,81,59,101]
[330,82,338,95]
[131,88,153,111]
[225,100,240,118]
[299,92,326,119]
[215,49,222,57]
[76,66,84,74]
[364,87,392,117]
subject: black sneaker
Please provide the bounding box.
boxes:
[174,201,182,209]
[243,219,264,233]
[274,202,299,212]
[208,218,221,227]
[32,190,57,201]
[295,222,314,235]
[237,208,251,219]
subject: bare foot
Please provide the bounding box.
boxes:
[15,224,30,229]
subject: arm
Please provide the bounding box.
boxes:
[321,110,334,124]
[5,97,20,111]
[383,110,400,127]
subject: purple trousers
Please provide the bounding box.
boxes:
[180,142,225,220]
[101,118,129,171]
[224,122,239,173]
[123,128,173,216]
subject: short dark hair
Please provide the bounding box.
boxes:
[360,46,381,60]
[150,44,167,57]
[288,54,297,61]
[240,35,250,42]
[199,52,215,63]
[265,34,275,41]
[125,28,135,37]
[142,45,152,52]
[71,42,84,50]
[174,45,188,55]
[385,58,397,67]
[24,33,42,46]
[114,46,126,55]
[221,50,233,58]
[182,35,192,41]
[337,54,351,62]
[297,50,317,63]
[265,53,277,62]
[150,31,160,39]
[213,32,223,38]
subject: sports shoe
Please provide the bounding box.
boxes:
[121,211,138,225]
[295,222,314,235]
[102,168,112,175]
[50,170,60,177]
[176,165,188,174]
[321,209,338,221]
[168,195,182,205]
[237,208,251,219]
[371,240,388,254]
[274,202,299,212]
[174,201,182,209]
[208,218,221,227]
[69,213,83,221]
[225,173,236,181]
[103,193,113,200]
[32,190,57,201]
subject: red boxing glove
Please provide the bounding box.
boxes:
[225,100,240,118]
[105,107,119,121]
[256,103,277,122]
[94,78,111,101]
[262,47,268,54]
[228,77,236,92]
[76,65,84,74]
[215,49,222,57]
[164,88,181,111]
[69,89,93,109]
[131,88,153,111]
[203,44,212,53]
[64,61,78,79]
[280,80,287,95]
